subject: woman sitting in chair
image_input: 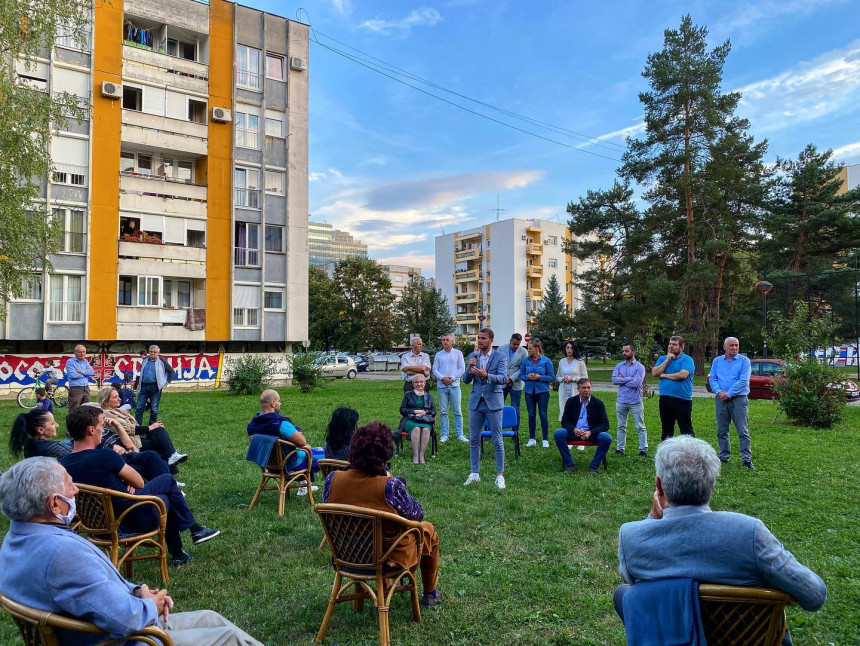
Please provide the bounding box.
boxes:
[324,406,359,461]
[398,375,436,464]
[10,410,70,460]
[323,421,441,608]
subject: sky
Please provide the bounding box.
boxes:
[247,0,860,277]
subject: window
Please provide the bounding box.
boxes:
[233,307,260,327]
[118,276,133,305]
[264,225,284,252]
[264,291,284,309]
[548,259,558,269]
[265,170,284,195]
[234,168,260,208]
[178,281,192,308]
[234,222,259,266]
[52,164,86,186]
[187,230,205,248]
[167,39,197,61]
[16,274,43,301]
[120,151,151,176]
[265,115,284,137]
[52,208,86,254]
[56,21,90,51]
[266,53,284,80]
[163,279,173,307]
[163,158,195,183]
[187,99,207,124]
[122,86,142,111]
[235,112,259,148]
[137,276,161,307]
[236,45,261,90]
[48,275,83,322]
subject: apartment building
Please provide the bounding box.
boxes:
[3,0,309,351]
[382,264,423,300]
[435,218,591,344]
[308,221,368,266]
[837,163,860,194]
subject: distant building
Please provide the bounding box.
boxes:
[382,265,422,300]
[837,163,860,193]
[435,218,594,344]
[308,221,368,266]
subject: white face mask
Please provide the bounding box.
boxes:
[54,493,76,526]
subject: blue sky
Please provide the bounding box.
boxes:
[248,0,860,277]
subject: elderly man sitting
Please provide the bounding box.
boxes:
[615,436,827,645]
[0,457,262,646]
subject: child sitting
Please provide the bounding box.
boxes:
[34,388,53,413]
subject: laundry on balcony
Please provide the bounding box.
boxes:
[125,23,152,47]
[185,308,206,331]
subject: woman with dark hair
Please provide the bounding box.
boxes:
[322,422,441,608]
[324,406,359,461]
[557,340,588,421]
[10,410,70,459]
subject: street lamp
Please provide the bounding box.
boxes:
[755,280,774,359]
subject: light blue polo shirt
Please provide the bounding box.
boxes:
[655,353,695,401]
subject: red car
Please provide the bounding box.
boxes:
[706,358,860,401]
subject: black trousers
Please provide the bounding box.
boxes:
[659,396,694,440]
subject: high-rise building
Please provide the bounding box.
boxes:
[435,218,593,344]
[3,0,308,350]
[308,221,368,266]
[382,265,423,300]
[837,163,860,193]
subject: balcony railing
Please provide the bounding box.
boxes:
[455,313,478,323]
[454,270,478,281]
[234,246,260,267]
[236,69,261,91]
[526,243,543,255]
[526,265,543,278]
[455,292,479,303]
[235,188,261,208]
[455,248,481,261]
[235,128,259,149]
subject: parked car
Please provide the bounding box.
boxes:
[314,355,357,379]
[355,355,373,372]
[706,358,860,401]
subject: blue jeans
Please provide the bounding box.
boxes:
[524,390,549,441]
[135,384,163,425]
[715,395,751,463]
[553,427,613,469]
[503,386,522,430]
[436,383,464,439]
[616,401,647,452]
[469,401,504,474]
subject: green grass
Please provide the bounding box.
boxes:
[2,382,858,645]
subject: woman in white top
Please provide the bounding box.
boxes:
[556,340,588,420]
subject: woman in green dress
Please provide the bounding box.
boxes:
[399,375,436,464]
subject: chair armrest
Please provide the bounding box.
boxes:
[112,494,168,528]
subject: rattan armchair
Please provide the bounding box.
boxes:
[314,503,423,646]
[248,439,314,515]
[74,483,169,584]
[0,593,174,646]
[316,460,350,550]
[698,584,794,646]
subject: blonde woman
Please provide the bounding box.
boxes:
[556,340,588,421]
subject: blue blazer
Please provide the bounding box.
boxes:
[463,349,508,411]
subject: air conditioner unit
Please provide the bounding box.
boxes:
[521,235,528,240]
[543,238,551,244]
[290,56,307,71]
[101,81,122,99]
[211,107,231,123]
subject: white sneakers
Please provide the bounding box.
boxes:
[440,436,449,443]
[457,435,469,442]
[168,451,189,466]
[542,440,549,448]
[297,485,319,496]
[463,473,481,486]
[525,439,537,447]
[495,475,506,489]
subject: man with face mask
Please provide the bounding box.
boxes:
[0,457,263,646]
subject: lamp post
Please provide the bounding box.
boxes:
[755,280,774,359]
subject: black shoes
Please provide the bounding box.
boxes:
[420,590,442,608]
[742,461,755,470]
[588,467,599,477]
[170,551,194,566]
[639,449,648,457]
[614,449,624,455]
[191,526,221,545]
[564,465,577,474]
[720,458,730,464]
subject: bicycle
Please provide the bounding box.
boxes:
[17,376,70,409]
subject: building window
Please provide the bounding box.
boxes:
[120,151,151,175]
[137,276,161,307]
[15,274,43,301]
[236,45,261,90]
[52,208,86,254]
[163,279,173,307]
[122,85,142,111]
[167,38,197,61]
[56,20,90,51]
[235,222,260,267]
[548,259,557,269]
[178,280,192,308]
[52,164,87,187]
[265,171,284,195]
[118,275,133,305]
[187,99,207,124]
[233,307,260,327]
[266,53,285,80]
[264,225,284,252]
[234,168,260,208]
[163,158,195,184]
[48,275,83,322]
[235,112,259,149]
[264,291,284,309]
[265,115,284,138]
[186,229,205,248]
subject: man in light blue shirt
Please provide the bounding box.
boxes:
[64,344,95,411]
[651,336,695,440]
[708,337,753,469]
[432,333,466,442]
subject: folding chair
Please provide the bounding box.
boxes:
[481,405,520,459]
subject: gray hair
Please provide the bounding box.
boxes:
[149,345,160,352]
[97,386,114,407]
[723,337,739,347]
[654,436,721,506]
[0,457,66,521]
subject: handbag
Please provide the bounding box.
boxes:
[411,414,435,425]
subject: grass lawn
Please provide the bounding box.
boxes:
[1,381,858,645]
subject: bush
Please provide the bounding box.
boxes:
[288,353,325,393]
[773,359,845,428]
[225,354,276,396]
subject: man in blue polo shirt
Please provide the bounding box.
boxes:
[708,337,753,469]
[651,336,695,440]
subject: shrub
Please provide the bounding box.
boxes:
[288,353,325,393]
[773,359,844,428]
[225,354,276,396]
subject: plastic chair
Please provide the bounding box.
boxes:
[248,437,314,515]
[393,424,437,459]
[480,405,520,459]
[699,584,794,646]
[566,439,608,471]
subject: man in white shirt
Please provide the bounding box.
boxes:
[432,333,467,442]
[400,337,431,392]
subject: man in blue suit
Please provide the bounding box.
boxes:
[615,437,826,645]
[463,328,508,490]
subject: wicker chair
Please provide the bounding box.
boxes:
[316,460,350,550]
[248,438,314,515]
[314,503,423,646]
[698,584,794,645]
[0,593,174,646]
[74,483,169,584]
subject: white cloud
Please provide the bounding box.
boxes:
[578,122,645,149]
[359,8,441,36]
[712,0,846,43]
[831,140,860,164]
[323,0,353,16]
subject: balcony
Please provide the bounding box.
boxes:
[121,110,208,156]
[122,45,208,94]
[236,69,262,91]
[234,188,261,209]
[455,292,479,304]
[455,248,481,261]
[119,174,207,217]
[526,224,542,235]
[456,312,479,324]
[456,230,482,242]
[235,128,260,149]
[528,288,543,299]
[117,306,205,341]
[454,270,479,282]
[526,243,543,255]
[526,265,543,278]
[117,247,206,279]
